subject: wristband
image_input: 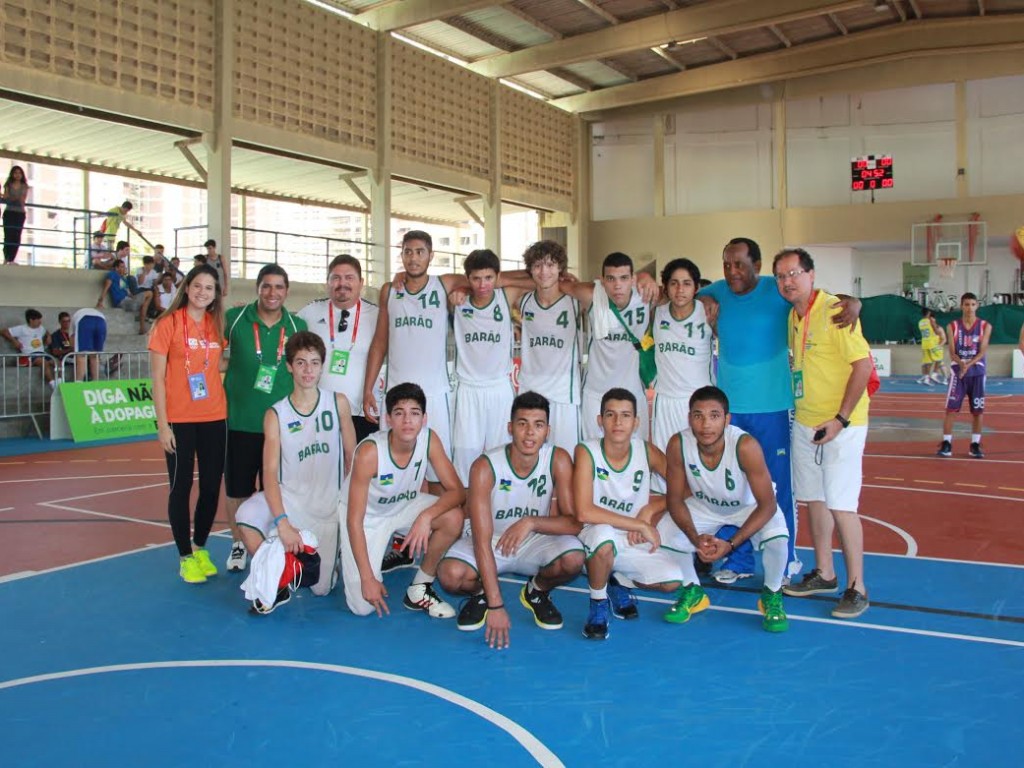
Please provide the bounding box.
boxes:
[725,538,737,551]
[487,603,505,611]
[273,513,288,525]
[835,413,850,429]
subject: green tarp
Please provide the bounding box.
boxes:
[860,295,1024,344]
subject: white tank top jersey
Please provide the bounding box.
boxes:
[518,291,581,404]
[346,428,432,519]
[653,302,714,399]
[453,288,513,384]
[584,289,647,394]
[679,424,756,510]
[386,275,450,394]
[581,437,651,518]
[273,389,344,518]
[482,444,555,536]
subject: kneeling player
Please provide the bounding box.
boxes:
[237,331,357,607]
[660,386,789,632]
[340,382,466,618]
[438,391,584,648]
[575,388,683,640]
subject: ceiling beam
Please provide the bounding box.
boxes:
[598,59,639,82]
[977,0,985,15]
[889,1,906,22]
[827,12,848,33]
[468,0,867,78]
[548,67,596,91]
[707,36,739,59]
[552,16,1024,113]
[768,24,793,47]
[651,46,687,70]
[575,0,620,26]
[503,5,563,39]
[907,0,922,17]
[355,0,509,32]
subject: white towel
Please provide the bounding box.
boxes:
[590,279,614,340]
[240,530,319,607]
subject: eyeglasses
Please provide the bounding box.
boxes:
[775,268,808,282]
[338,308,350,333]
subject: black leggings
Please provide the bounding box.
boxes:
[165,420,226,557]
[3,209,25,263]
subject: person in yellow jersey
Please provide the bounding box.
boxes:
[774,248,873,620]
[917,307,948,386]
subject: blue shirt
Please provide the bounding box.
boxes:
[106,270,129,306]
[700,276,792,414]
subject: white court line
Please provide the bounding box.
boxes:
[865,453,1024,465]
[41,482,170,506]
[862,483,1024,503]
[0,571,36,583]
[0,473,167,484]
[0,506,14,513]
[0,660,564,768]
[39,501,172,530]
[861,514,918,557]
[794,545,1024,571]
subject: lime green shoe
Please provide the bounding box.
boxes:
[179,555,207,584]
[192,548,218,577]
[758,587,789,633]
[664,583,710,624]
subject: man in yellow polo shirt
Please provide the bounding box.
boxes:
[773,248,873,619]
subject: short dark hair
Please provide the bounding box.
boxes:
[285,330,326,364]
[523,240,568,274]
[772,247,815,274]
[58,311,71,321]
[600,387,636,415]
[328,254,362,279]
[203,239,216,248]
[142,255,154,265]
[511,391,550,421]
[24,309,42,322]
[661,257,701,287]
[121,201,133,211]
[386,382,427,415]
[921,307,933,317]
[154,244,165,251]
[602,252,633,275]
[116,241,129,252]
[194,254,207,264]
[113,258,125,269]
[464,249,500,276]
[257,263,289,289]
[725,237,761,264]
[92,231,105,239]
[402,230,432,251]
[689,385,729,414]
[961,292,978,303]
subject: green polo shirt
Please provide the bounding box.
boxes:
[224,302,307,433]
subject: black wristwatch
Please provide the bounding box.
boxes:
[835,413,850,429]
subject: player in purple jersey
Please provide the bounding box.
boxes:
[936,293,991,459]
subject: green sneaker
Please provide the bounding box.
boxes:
[192,548,218,577]
[664,583,710,624]
[179,555,207,584]
[758,587,789,633]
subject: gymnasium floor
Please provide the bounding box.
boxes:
[1,378,1022,767]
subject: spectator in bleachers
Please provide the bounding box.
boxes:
[204,239,230,297]
[100,200,132,247]
[93,239,128,271]
[71,307,106,381]
[136,255,159,293]
[89,232,112,270]
[1,308,55,390]
[2,165,29,264]
[48,312,74,364]
[97,258,147,334]
[193,254,207,269]
[139,270,177,334]
[152,244,169,274]
[169,256,184,284]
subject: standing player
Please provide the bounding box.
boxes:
[341,382,466,618]
[450,249,516,481]
[574,388,683,640]
[651,258,714,452]
[937,293,991,459]
[298,254,379,442]
[438,391,583,648]
[659,386,790,631]
[918,308,948,386]
[517,240,583,454]
[236,331,356,605]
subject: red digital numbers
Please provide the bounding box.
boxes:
[881,178,893,188]
[850,155,893,191]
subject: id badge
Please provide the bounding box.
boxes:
[188,372,209,401]
[792,370,804,400]
[329,349,350,376]
[254,363,277,393]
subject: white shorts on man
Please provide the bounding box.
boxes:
[657,497,789,557]
[445,532,581,577]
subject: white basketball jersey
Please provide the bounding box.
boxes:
[273,389,344,519]
[348,428,431,519]
[386,276,450,394]
[482,444,555,536]
[679,424,756,510]
[581,437,650,519]
[453,288,513,384]
[584,290,647,395]
[518,291,581,405]
[653,302,714,399]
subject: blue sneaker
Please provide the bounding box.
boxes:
[607,581,639,620]
[583,598,611,640]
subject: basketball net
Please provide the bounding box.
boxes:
[938,257,957,280]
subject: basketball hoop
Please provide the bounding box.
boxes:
[938,257,957,280]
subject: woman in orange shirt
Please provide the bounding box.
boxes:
[149,264,228,584]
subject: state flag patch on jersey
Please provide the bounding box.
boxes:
[379,473,394,486]
[287,420,302,433]
[659,320,670,330]
[688,463,701,477]
[596,467,609,481]
[498,479,512,492]
[460,307,474,317]
[523,310,534,321]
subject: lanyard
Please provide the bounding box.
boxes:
[328,301,361,348]
[253,323,286,365]
[792,290,819,372]
[181,309,210,374]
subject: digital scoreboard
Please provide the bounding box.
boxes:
[851,154,893,191]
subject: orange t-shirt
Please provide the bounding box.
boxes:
[148,310,227,423]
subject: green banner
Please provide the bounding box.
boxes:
[59,379,157,442]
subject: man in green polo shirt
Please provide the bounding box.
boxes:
[223,264,307,571]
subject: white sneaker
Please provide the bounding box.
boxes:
[931,373,946,384]
[712,568,753,585]
[403,581,455,619]
[226,542,247,572]
[918,376,934,386]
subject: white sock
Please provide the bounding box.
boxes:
[972,434,981,443]
[590,586,608,601]
[943,434,952,442]
[761,537,788,592]
[677,552,699,586]
[527,577,542,594]
[411,568,432,585]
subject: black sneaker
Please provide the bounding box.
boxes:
[831,588,869,619]
[381,536,415,572]
[456,593,488,631]
[937,440,952,457]
[250,586,291,615]
[782,568,838,597]
[582,598,611,640]
[969,442,984,459]
[519,585,564,630]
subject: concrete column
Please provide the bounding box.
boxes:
[369,31,393,288]
[484,80,502,254]
[205,0,234,263]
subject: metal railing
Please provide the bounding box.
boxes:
[60,351,151,383]
[1,352,58,437]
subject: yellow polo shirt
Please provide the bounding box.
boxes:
[789,291,871,428]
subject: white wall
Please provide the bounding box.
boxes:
[801,245,855,296]
[966,74,1024,197]
[853,244,1020,299]
[591,117,655,221]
